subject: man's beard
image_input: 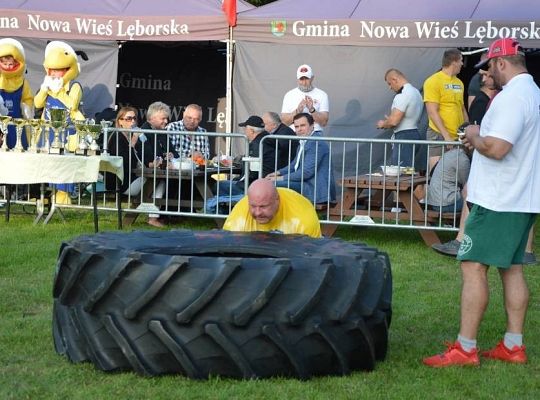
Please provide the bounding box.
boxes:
[298,83,313,92]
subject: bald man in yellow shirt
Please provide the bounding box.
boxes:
[223,178,321,238]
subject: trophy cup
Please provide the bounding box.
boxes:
[40,119,52,153]
[11,118,28,153]
[73,120,89,155]
[0,115,13,152]
[49,107,68,154]
[100,120,112,155]
[27,119,43,153]
[86,123,102,156]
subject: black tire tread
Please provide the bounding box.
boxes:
[52,230,392,379]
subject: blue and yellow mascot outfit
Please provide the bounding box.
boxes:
[34,41,85,204]
[0,38,34,148]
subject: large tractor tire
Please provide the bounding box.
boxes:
[52,230,392,379]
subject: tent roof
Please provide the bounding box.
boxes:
[237,0,540,47]
[0,0,254,41]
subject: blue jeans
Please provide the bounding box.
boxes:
[205,180,246,214]
[216,180,245,196]
[429,198,464,213]
[392,129,421,167]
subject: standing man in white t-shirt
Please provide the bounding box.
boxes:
[281,64,329,132]
[376,68,424,167]
[424,38,540,368]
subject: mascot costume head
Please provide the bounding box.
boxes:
[0,38,27,87]
[0,38,34,148]
[35,40,85,123]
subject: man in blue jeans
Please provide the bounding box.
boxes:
[376,68,424,167]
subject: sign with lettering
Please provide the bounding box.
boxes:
[235,18,540,48]
[0,10,227,41]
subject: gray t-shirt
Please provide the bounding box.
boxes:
[426,147,470,207]
[392,83,423,133]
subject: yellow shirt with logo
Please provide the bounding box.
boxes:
[423,70,465,140]
[223,188,322,238]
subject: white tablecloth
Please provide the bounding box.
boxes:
[0,152,123,185]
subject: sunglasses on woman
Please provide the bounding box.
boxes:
[121,116,137,121]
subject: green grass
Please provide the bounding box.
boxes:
[1,205,539,399]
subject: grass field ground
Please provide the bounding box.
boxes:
[1,206,539,399]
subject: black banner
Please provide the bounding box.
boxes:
[115,41,226,132]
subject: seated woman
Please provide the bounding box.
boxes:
[266,113,336,205]
[105,107,141,193]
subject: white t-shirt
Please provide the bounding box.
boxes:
[467,74,540,212]
[281,87,329,131]
[392,83,423,133]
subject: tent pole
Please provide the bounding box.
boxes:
[225,25,233,156]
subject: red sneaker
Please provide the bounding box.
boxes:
[481,341,527,364]
[423,341,480,367]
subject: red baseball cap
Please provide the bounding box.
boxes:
[475,38,525,69]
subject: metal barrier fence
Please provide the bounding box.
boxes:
[257,134,468,241]
[1,128,469,240]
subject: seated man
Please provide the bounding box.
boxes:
[425,146,471,213]
[266,113,336,205]
[206,116,275,213]
[167,103,210,160]
[262,111,299,169]
[223,178,321,238]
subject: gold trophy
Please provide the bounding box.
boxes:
[28,119,43,153]
[73,120,89,155]
[86,123,102,156]
[0,115,13,152]
[11,118,27,153]
[49,107,68,154]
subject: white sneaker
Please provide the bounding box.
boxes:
[391,207,402,213]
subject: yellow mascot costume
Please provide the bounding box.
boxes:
[34,41,85,204]
[0,38,34,148]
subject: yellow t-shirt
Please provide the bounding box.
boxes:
[223,187,322,238]
[423,70,465,140]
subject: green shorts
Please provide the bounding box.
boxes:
[457,204,537,268]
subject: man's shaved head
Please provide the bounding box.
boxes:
[247,179,280,224]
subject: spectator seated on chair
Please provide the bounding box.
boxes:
[425,146,470,213]
[266,113,336,206]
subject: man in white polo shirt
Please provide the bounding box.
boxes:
[376,68,424,167]
[281,64,329,132]
[424,38,540,367]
